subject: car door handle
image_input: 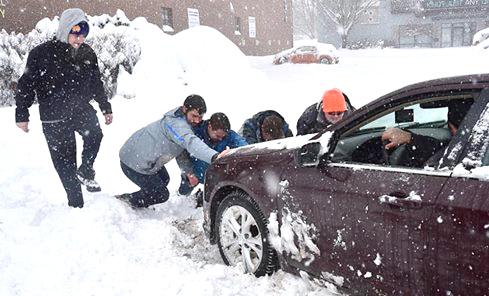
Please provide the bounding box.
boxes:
[379,192,423,210]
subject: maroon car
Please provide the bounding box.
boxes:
[203,74,489,295]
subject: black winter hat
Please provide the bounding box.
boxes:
[184,94,207,115]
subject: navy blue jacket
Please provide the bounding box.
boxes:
[191,120,247,183]
[15,40,111,122]
[239,110,293,144]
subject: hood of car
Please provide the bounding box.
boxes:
[217,134,315,162]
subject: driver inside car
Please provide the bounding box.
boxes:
[381,99,473,168]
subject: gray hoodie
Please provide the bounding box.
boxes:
[119,107,218,175]
[56,8,88,43]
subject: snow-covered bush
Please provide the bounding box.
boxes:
[0,10,141,107]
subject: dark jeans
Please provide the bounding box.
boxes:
[120,162,170,207]
[42,111,103,208]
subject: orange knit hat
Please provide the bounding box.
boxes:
[322,88,347,113]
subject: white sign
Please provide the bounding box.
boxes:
[248,16,256,38]
[187,8,200,28]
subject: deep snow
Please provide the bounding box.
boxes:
[2,15,489,296]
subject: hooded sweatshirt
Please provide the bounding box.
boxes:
[15,8,111,123]
[56,8,88,43]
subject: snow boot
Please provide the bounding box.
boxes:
[114,193,138,209]
[76,168,101,192]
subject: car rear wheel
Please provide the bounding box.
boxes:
[215,191,278,276]
[278,56,287,64]
[319,57,331,64]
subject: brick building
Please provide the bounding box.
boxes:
[0,0,293,55]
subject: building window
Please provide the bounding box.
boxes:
[441,22,476,47]
[161,7,173,32]
[235,16,241,35]
[360,0,380,24]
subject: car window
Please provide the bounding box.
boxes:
[295,46,316,53]
[361,104,448,131]
[331,96,473,168]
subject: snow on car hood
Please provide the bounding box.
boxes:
[225,132,333,158]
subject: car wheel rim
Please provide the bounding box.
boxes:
[220,205,263,273]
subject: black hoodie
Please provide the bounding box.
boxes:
[15,9,110,122]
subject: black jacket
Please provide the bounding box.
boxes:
[239,110,293,144]
[15,40,111,122]
[297,94,355,136]
[406,133,448,168]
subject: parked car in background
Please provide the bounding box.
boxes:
[273,43,339,65]
[203,74,489,295]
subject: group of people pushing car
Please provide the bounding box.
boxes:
[15,8,470,209]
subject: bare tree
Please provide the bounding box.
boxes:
[317,0,379,48]
[292,0,319,39]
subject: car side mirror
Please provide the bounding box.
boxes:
[297,142,322,167]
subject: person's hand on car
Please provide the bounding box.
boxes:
[382,128,412,150]
[217,147,230,159]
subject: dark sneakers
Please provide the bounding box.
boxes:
[76,168,101,192]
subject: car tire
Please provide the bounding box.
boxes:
[319,57,331,64]
[278,57,287,64]
[215,191,279,276]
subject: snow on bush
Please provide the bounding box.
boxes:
[0,9,141,106]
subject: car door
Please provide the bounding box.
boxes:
[279,161,449,295]
[276,93,478,295]
[426,93,489,295]
[290,46,315,63]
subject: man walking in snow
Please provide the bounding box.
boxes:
[118,95,229,208]
[15,8,113,208]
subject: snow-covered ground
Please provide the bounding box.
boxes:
[1,17,489,295]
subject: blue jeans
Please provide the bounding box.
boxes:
[120,162,170,207]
